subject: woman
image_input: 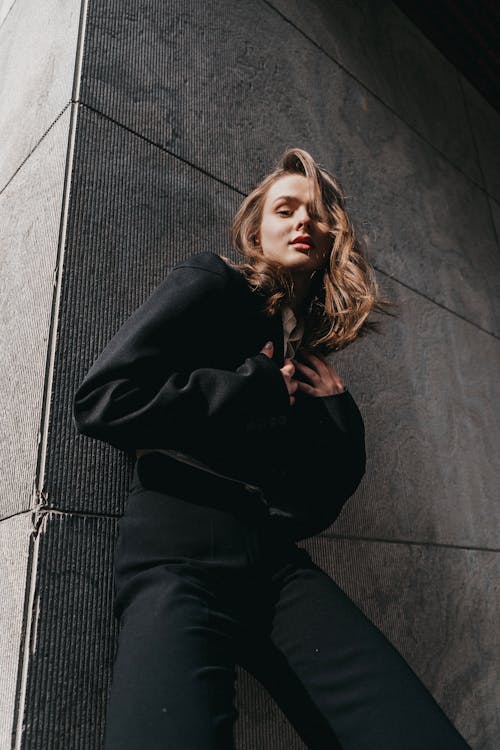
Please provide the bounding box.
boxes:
[73,148,472,749]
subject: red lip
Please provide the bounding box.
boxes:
[291,235,314,247]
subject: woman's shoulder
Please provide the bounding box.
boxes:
[172,251,235,279]
[171,252,251,296]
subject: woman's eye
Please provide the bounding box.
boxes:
[277,209,292,216]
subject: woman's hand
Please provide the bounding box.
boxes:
[292,348,346,397]
[260,341,299,406]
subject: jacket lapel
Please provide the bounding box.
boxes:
[266,310,284,368]
[227,263,285,368]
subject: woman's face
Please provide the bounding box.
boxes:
[255,174,332,275]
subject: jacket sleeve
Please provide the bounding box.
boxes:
[311,388,366,498]
[72,255,290,452]
[262,388,366,540]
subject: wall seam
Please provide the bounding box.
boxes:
[0,0,17,33]
[78,100,248,195]
[458,71,500,256]
[10,527,37,750]
[11,98,80,750]
[317,531,500,554]
[11,0,90,746]
[1,507,497,554]
[0,102,71,195]
[75,103,500,343]
[261,0,489,197]
[0,0,90,194]
[0,507,119,525]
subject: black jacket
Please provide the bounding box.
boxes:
[73,251,366,540]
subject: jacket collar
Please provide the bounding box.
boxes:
[226,262,286,368]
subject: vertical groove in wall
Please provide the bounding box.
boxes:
[72,0,89,104]
[8,521,35,750]
[12,0,89,743]
[34,99,80,504]
[11,98,80,749]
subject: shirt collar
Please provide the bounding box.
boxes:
[281,304,305,358]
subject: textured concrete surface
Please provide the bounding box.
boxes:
[0,0,81,189]
[330,273,500,548]
[266,0,483,187]
[462,76,500,204]
[0,108,71,521]
[0,0,16,27]
[19,513,116,750]
[0,513,32,750]
[79,0,500,337]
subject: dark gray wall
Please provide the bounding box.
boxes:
[2,1,499,748]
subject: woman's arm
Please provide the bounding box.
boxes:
[72,253,290,452]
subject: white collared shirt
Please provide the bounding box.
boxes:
[281,304,305,359]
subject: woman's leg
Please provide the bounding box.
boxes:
[241,544,472,750]
[104,565,239,750]
[103,486,245,750]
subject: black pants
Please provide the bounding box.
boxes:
[103,454,472,750]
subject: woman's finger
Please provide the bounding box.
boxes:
[281,358,295,376]
[297,349,330,376]
[293,359,319,383]
[295,380,316,396]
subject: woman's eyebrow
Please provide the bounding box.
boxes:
[272,194,317,210]
[272,194,299,204]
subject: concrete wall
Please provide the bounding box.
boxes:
[0,0,84,746]
[2,1,499,748]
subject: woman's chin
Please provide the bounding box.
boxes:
[284,247,313,262]
[264,249,315,272]
[289,253,316,271]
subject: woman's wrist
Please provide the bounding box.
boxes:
[321,385,348,398]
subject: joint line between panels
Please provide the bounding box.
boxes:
[74,102,500,341]
[261,0,490,197]
[0,507,120,525]
[318,531,500,554]
[76,100,247,196]
[459,73,500,260]
[371,265,500,340]
[0,102,72,196]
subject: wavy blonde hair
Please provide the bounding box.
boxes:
[224,147,397,353]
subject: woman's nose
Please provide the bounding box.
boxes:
[296,210,312,229]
